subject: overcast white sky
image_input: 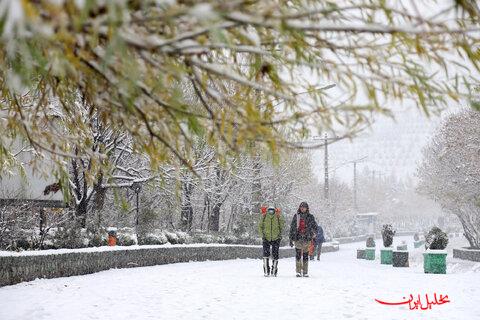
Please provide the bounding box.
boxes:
[312,107,445,184]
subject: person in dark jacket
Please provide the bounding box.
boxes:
[313,223,325,261]
[289,202,318,277]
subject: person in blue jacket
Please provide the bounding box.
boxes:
[311,222,325,261]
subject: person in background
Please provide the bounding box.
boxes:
[308,237,316,260]
[258,206,285,277]
[289,202,318,277]
[315,222,325,260]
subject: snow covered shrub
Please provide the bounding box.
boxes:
[117,234,137,246]
[381,224,396,247]
[223,235,238,244]
[253,237,262,245]
[138,230,168,245]
[79,229,93,247]
[9,229,35,251]
[54,227,98,248]
[53,225,86,249]
[237,232,261,245]
[366,236,376,248]
[236,233,249,244]
[165,231,179,244]
[89,229,108,247]
[425,227,449,250]
[175,231,191,244]
[40,228,60,249]
[117,228,138,246]
[13,238,32,250]
[216,236,226,244]
[191,233,217,244]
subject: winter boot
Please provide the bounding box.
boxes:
[272,259,278,277]
[263,257,270,277]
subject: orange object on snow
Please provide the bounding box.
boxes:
[108,235,117,246]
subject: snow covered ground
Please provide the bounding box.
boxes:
[1,236,479,320]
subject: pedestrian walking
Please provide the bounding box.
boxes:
[258,206,285,277]
[289,202,318,277]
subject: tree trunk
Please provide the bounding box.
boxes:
[251,156,262,214]
[39,208,46,236]
[180,180,194,231]
[38,208,46,249]
[456,212,479,249]
[200,196,208,231]
[76,199,88,228]
[208,203,221,232]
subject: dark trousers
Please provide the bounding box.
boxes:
[263,239,280,260]
[296,248,309,262]
[316,242,323,256]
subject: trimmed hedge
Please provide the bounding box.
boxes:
[453,247,480,262]
[0,242,339,287]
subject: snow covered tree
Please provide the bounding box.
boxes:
[425,226,449,250]
[178,140,215,231]
[55,101,156,228]
[381,224,396,247]
[417,109,480,249]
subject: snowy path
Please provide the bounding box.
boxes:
[1,236,479,320]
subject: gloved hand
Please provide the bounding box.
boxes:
[289,240,293,247]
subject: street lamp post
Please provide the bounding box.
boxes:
[130,181,142,237]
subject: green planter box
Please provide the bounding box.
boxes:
[380,248,393,264]
[357,249,365,259]
[365,248,375,260]
[392,250,409,267]
[414,240,425,248]
[423,250,447,274]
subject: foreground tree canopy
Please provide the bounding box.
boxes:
[1,0,479,175]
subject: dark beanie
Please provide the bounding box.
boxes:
[300,202,309,208]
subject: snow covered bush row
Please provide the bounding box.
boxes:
[4,227,266,251]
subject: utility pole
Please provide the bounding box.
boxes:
[352,156,368,213]
[353,161,358,212]
[324,133,329,201]
[309,133,339,205]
